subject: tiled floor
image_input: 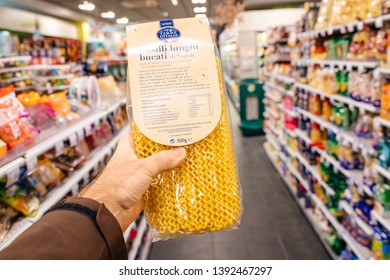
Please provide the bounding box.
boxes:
[149,99,331,260]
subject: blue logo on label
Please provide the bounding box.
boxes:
[160,20,174,28]
[157,27,181,43]
[170,139,175,144]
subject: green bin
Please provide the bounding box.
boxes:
[239,78,264,136]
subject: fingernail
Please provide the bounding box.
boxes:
[172,147,186,157]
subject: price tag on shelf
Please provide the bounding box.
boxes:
[84,124,92,136]
[6,168,20,187]
[327,27,333,36]
[340,26,347,34]
[357,21,364,31]
[358,64,365,73]
[346,63,353,72]
[68,133,77,147]
[320,30,326,37]
[373,68,380,80]
[71,184,79,196]
[76,130,84,142]
[55,141,64,157]
[26,156,38,174]
[347,24,354,33]
[82,172,89,183]
[94,120,100,128]
[375,17,384,28]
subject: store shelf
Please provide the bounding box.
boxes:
[128,217,148,260]
[268,38,288,45]
[0,64,71,74]
[311,195,372,260]
[295,152,336,196]
[0,76,31,84]
[0,158,25,183]
[0,127,127,251]
[0,98,125,189]
[265,131,281,151]
[378,67,390,75]
[296,14,390,40]
[371,210,390,232]
[374,164,390,181]
[30,128,127,221]
[35,74,74,81]
[24,97,125,160]
[295,129,311,145]
[265,92,281,103]
[265,107,280,119]
[266,122,282,139]
[0,218,33,251]
[295,107,375,155]
[36,85,71,92]
[263,72,295,84]
[293,58,379,70]
[14,85,34,92]
[374,116,390,129]
[314,146,364,186]
[265,82,294,97]
[264,55,291,63]
[278,103,298,117]
[0,56,31,63]
[264,142,339,260]
[339,201,373,236]
[295,82,379,113]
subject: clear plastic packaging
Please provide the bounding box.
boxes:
[126,18,242,241]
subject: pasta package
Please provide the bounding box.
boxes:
[126,18,242,241]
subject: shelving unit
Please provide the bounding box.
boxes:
[0,126,126,251]
[295,82,379,113]
[0,97,125,185]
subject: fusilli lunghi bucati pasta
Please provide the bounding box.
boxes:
[132,60,242,241]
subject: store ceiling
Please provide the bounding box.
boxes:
[35,0,304,24]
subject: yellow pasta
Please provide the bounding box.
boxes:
[132,60,242,240]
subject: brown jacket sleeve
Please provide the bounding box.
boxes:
[0,197,127,260]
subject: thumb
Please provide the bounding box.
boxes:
[140,147,186,176]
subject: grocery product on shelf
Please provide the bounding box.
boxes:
[262,2,390,259]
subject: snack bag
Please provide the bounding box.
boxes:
[126,18,242,241]
[0,86,37,149]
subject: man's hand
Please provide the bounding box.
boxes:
[79,130,186,231]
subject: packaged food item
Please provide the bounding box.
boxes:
[0,85,37,149]
[35,156,64,189]
[0,139,6,159]
[0,185,40,217]
[315,0,334,30]
[0,205,18,242]
[380,83,390,120]
[127,18,242,240]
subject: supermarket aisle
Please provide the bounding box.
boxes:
[149,100,330,260]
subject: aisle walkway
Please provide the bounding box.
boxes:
[149,100,330,260]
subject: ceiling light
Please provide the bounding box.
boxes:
[195,14,207,18]
[78,1,95,11]
[101,11,115,18]
[162,11,169,17]
[194,7,207,13]
[192,0,207,4]
[116,17,129,24]
[171,0,178,6]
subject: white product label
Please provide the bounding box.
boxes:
[127,18,222,146]
[6,169,19,187]
[68,133,77,147]
[246,96,258,121]
[26,157,38,174]
[84,124,92,136]
[55,141,64,156]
